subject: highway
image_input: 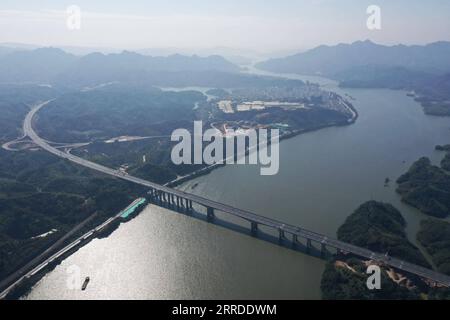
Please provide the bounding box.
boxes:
[0,197,145,299]
[22,100,450,287]
[0,212,97,299]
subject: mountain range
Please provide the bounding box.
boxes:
[257,40,450,116]
[0,47,240,84]
[256,40,450,76]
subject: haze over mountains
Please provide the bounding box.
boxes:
[257,40,450,116]
[256,40,450,76]
[2,40,450,115]
[0,47,240,85]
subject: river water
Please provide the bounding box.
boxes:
[24,72,450,300]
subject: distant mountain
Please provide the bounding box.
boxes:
[256,40,450,117]
[0,48,77,83]
[256,40,450,76]
[0,48,240,84]
[0,46,21,57]
[73,51,239,73]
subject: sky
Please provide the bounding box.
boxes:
[0,0,449,55]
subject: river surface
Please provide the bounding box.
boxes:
[25,71,450,300]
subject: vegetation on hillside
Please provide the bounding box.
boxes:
[418,219,450,276]
[0,85,146,281]
[321,201,430,300]
[337,201,429,266]
[396,157,450,218]
[0,148,146,280]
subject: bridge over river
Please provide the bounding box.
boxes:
[21,100,450,288]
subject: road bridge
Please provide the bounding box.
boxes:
[22,100,450,287]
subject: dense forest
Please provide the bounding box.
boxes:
[321,201,431,300]
[0,85,146,281]
[396,157,450,218]
[418,220,450,276]
[337,201,429,267]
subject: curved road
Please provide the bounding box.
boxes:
[23,100,450,288]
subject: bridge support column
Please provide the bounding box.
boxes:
[321,243,327,258]
[206,207,214,221]
[293,234,299,246]
[251,222,258,236]
[278,229,285,242]
[176,196,180,209]
[189,200,193,210]
[306,239,312,253]
[183,199,191,214]
[148,189,154,201]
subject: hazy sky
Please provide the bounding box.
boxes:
[1,0,449,54]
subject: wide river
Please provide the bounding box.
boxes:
[25,71,450,299]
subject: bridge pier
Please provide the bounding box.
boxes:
[321,243,327,258]
[306,239,312,253]
[183,198,191,214]
[206,207,214,221]
[176,196,180,209]
[251,222,258,236]
[148,189,154,201]
[293,234,299,246]
[278,229,285,242]
[184,199,192,212]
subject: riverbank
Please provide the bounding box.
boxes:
[23,72,450,300]
[0,198,147,299]
[167,98,358,187]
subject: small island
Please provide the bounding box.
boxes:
[396,157,450,218]
[337,201,429,267]
[320,201,450,300]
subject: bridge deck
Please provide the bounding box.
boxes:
[25,101,450,287]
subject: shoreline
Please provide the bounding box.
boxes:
[167,97,358,188]
[1,82,359,299]
[1,101,358,299]
[0,198,147,299]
